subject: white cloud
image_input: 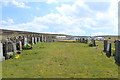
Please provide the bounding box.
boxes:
[1,0,118,35]
[46,0,58,4]
[2,0,31,8]
[0,19,14,24]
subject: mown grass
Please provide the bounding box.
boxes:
[2,42,118,78]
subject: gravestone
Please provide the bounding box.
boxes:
[16,41,22,51]
[3,39,14,59]
[92,40,96,46]
[24,37,28,46]
[12,43,17,53]
[115,40,120,64]
[106,43,111,57]
[44,37,46,42]
[103,40,108,52]
[0,42,5,61]
[34,37,37,44]
[37,37,41,42]
[40,35,44,42]
[32,37,34,44]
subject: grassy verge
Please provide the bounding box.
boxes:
[2,42,118,78]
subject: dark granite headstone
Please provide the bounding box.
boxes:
[92,40,96,46]
[3,39,14,59]
[106,43,111,57]
[103,40,108,52]
[115,40,120,64]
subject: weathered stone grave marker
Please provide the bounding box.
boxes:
[103,40,108,52]
[0,41,5,61]
[16,41,22,51]
[106,43,111,57]
[115,40,120,64]
[12,43,18,54]
[34,37,37,44]
[24,37,28,46]
[92,39,96,46]
[3,39,14,59]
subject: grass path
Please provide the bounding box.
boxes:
[2,42,118,78]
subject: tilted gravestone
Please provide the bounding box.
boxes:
[106,43,111,57]
[0,41,5,61]
[115,40,120,64]
[103,40,108,52]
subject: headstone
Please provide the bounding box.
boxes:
[0,42,5,61]
[106,43,111,57]
[42,35,44,42]
[12,43,17,53]
[92,40,96,46]
[115,40,120,64]
[16,41,22,51]
[44,37,46,42]
[24,37,28,46]
[32,37,35,44]
[3,39,14,59]
[103,40,108,52]
[37,37,40,42]
[34,37,37,44]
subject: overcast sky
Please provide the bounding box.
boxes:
[0,0,119,36]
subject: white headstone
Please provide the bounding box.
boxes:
[24,37,27,46]
[35,37,37,44]
[0,42,5,62]
[32,37,34,44]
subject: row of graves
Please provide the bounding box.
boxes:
[76,37,96,46]
[0,35,54,62]
[76,37,120,65]
[103,40,120,65]
[76,37,88,44]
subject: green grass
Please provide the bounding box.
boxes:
[2,42,118,78]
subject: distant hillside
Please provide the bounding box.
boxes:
[0,29,69,40]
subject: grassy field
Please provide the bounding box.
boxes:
[2,42,118,78]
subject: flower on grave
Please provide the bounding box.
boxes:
[112,48,115,50]
[14,55,20,59]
